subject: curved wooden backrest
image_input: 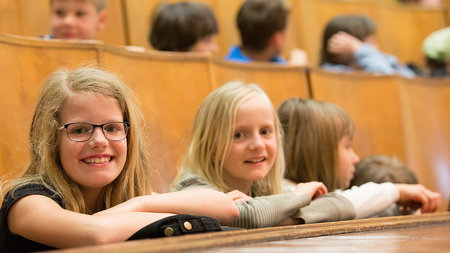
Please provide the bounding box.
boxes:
[308,69,406,162]
[377,4,448,66]
[296,0,378,66]
[209,59,310,106]
[398,77,450,212]
[99,47,213,191]
[0,34,101,181]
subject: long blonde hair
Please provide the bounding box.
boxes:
[4,67,152,214]
[176,81,284,196]
[278,98,354,191]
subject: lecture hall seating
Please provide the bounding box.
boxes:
[376,3,448,66]
[99,46,213,191]
[398,76,450,212]
[308,68,407,163]
[295,0,377,66]
[0,34,102,182]
[209,58,310,106]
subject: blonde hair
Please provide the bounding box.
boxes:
[176,81,284,196]
[50,0,107,12]
[278,98,354,191]
[4,67,151,214]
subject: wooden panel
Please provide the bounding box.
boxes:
[17,0,126,44]
[99,47,213,191]
[51,212,450,253]
[96,0,127,45]
[0,34,101,181]
[377,4,448,66]
[0,0,21,34]
[209,59,310,107]
[309,69,406,162]
[296,0,378,66]
[398,77,450,212]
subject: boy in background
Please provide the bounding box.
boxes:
[226,0,306,65]
[44,0,108,40]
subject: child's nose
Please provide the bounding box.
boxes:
[249,135,264,150]
[88,128,108,147]
[62,14,76,25]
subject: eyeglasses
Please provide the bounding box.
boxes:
[58,122,130,142]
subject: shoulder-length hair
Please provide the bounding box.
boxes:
[278,98,354,191]
[4,67,152,214]
[177,81,284,196]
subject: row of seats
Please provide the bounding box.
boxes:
[0,34,448,211]
[0,0,448,66]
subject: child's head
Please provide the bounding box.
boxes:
[278,98,359,191]
[320,15,377,65]
[237,0,289,53]
[149,2,219,54]
[50,0,108,39]
[422,27,450,76]
[182,81,284,196]
[351,155,418,186]
[25,67,150,213]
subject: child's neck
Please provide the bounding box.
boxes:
[223,174,253,196]
[241,46,279,62]
[81,187,102,214]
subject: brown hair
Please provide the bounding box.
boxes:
[320,15,376,65]
[351,155,418,186]
[278,98,354,191]
[237,0,289,51]
[149,1,218,51]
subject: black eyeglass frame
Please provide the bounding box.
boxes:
[58,122,130,142]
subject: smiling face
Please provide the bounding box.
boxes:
[50,0,107,39]
[338,135,360,188]
[58,91,127,194]
[222,95,277,194]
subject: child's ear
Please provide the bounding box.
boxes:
[272,31,286,52]
[97,10,108,31]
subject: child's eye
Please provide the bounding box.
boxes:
[55,9,66,17]
[261,128,272,135]
[234,132,244,139]
[76,11,86,17]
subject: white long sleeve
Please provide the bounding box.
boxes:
[335,182,400,219]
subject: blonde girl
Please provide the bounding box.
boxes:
[0,67,238,251]
[278,98,441,218]
[172,82,357,228]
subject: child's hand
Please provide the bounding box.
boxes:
[227,190,253,203]
[294,182,328,200]
[289,48,308,66]
[327,31,362,56]
[395,184,441,213]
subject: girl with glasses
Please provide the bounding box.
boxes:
[0,67,238,251]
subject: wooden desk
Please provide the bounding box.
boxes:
[52,212,450,253]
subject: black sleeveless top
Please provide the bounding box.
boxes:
[0,184,63,252]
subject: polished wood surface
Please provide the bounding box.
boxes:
[398,77,450,213]
[51,212,450,253]
[377,4,448,66]
[210,58,310,106]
